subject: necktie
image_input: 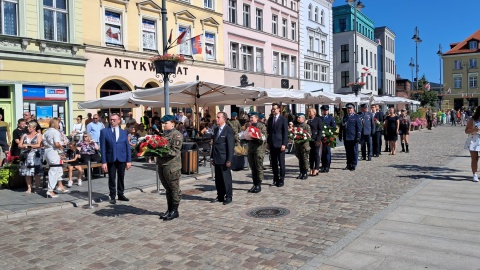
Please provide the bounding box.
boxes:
[274,116,277,127]
[217,128,222,139]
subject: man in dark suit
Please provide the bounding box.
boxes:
[358,103,375,161]
[372,105,384,157]
[320,105,336,173]
[339,103,362,171]
[267,103,289,187]
[100,114,132,204]
[210,112,235,205]
[307,107,323,176]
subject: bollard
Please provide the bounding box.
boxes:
[82,161,99,209]
[152,157,165,195]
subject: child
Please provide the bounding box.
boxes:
[128,127,139,158]
[64,141,83,187]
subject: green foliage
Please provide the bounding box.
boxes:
[420,90,438,108]
[0,167,12,187]
[409,110,422,120]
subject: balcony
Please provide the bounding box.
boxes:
[306,50,327,60]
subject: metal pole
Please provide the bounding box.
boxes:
[161,0,170,115]
[415,41,419,92]
[82,161,98,209]
[353,4,357,83]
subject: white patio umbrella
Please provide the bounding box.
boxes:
[78,91,184,109]
[372,96,421,105]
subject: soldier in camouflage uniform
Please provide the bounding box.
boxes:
[157,115,183,221]
[294,113,311,180]
[246,112,266,193]
[227,112,241,146]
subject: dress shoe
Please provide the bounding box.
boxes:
[46,191,58,198]
[320,167,326,173]
[343,166,350,170]
[296,173,303,179]
[361,157,366,160]
[109,199,116,204]
[301,174,308,180]
[349,167,356,171]
[251,185,261,193]
[324,167,330,173]
[210,197,224,203]
[223,199,232,205]
[247,186,256,193]
[118,194,130,201]
[276,181,284,187]
[271,181,278,186]
[367,157,372,161]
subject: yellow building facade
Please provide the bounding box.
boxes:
[0,0,86,132]
[82,0,225,120]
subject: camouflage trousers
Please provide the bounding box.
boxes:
[158,165,182,205]
[295,143,310,171]
[247,145,265,186]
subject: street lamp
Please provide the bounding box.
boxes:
[412,26,422,93]
[346,0,365,95]
[436,44,443,109]
[463,61,472,107]
[409,57,415,85]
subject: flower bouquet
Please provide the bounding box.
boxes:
[374,117,383,130]
[149,54,186,63]
[321,125,339,148]
[137,135,169,157]
[289,127,311,144]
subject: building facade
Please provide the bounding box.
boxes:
[442,29,480,110]
[332,4,378,96]
[374,26,396,96]
[83,0,225,119]
[298,0,334,94]
[223,0,299,113]
[0,0,86,133]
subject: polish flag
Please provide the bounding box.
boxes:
[446,88,451,94]
[425,83,431,91]
[177,31,187,44]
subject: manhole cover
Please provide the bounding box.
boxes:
[245,207,291,219]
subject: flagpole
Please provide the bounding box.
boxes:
[162,0,170,115]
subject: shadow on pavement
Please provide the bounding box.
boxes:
[92,204,162,217]
[388,164,461,173]
[398,174,471,181]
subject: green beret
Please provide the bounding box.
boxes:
[160,115,175,123]
[250,112,258,116]
[259,113,265,119]
[231,112,238,117]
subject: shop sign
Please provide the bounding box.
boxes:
[23,85,67,100]
[103,57,189,75]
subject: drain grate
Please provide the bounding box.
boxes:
[245,207,291,219]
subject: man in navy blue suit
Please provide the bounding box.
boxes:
[358,103,375,161]
[320,105,336,173]
[267,103,289,187]
[100,114,132,204]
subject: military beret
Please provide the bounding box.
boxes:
[250,112,258,116]
[259,113,265,119]
[160,115,175,123]
[360,103,368,108]
[231,112,238,117]
[296,113,305,117]
[320,105,330,111]
[346,103,355,108]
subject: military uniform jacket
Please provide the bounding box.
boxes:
[307,117,323,143]
[227,119,241,145]
[358,112,375,135]
[339,114,362,141]
[158,129,183,167]
[248,122,267,149]
[294,122,312,145]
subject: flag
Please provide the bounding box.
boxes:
[177,30,187,44]
[167,29,172,44]
[446,88,451,94]
[191,35,203,55]
[425,83,431,91]
[362,67,369,71]
[376,38,382,46]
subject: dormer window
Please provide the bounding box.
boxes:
[469,40,478,50]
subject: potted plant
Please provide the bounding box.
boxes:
[150,54,185,74]
[0,155,22,189]
[347,81,366,94]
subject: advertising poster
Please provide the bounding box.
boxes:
[36,106,53,128]
[105,11,122,45]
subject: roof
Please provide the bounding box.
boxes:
[444,29,480,55]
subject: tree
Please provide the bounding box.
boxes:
[416,75,438,107]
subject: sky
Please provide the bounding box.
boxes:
[332,0,480,84]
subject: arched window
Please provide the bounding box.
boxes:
[308,4,312,20]
[99,80,132,123]
[314,7,318,22]
[320,10,324,25]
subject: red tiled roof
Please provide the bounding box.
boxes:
[444,29,480,55]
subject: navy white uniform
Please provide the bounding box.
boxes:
[358,108,375,160]
[339,108,362,171]
[320,111,336,172]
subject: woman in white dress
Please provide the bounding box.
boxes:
[464,107,480,182]
[43,118,69,197]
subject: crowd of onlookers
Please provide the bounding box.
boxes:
[433,106,473,126]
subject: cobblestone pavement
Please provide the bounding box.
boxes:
[0,125,467,270]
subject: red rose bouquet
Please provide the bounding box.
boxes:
[288,127,311,144]
[374,117,383,130]
[137,135,169,157]
[321,125,339,148]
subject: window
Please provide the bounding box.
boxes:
[290,57,296,77]
[321,66,327,82]
[370,51,373,67]
[315,38,320,52]
[291,22,296,41]
[308,36,313,50]
[241,45,253,71]
[280,54,288,76]
[1,0,18,35]
[255,9,262,31]
[205,32,215,60]
[304,63,312,80]
[341,44,349,63]
[469,74,478,89]
[178,26,191,55]
[313,64,319,81]
[454,60,462,70]
[44,0,68,42]
[256,48,263,72]
[230,42,238,69]
[142,19,156,50]
[321,40,325,54]
[105,11,122,45]
[360,47,364,65]
[366,49,368,66]
[339,18,346,32]
[282,18,287,38]
[272,15,278,35]
[273,52,279,75]
[228,0,236,23]
[308,4,312,20]
[469,41,478,50]
[341,71,349,87]
[281,0,286,6]
[453,75,462,88]
[374,53,377,69]
[204,0,213,9]
[314,7,318,22]
[243,4,250,27]
[470,58,478,68]
[320,10,324,25]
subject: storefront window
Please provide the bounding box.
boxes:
[100,80,131,124]
[22,85,68,130]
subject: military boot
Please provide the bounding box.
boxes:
[296,171,303,179]
[160,195,172,219]
[301,169,308,180]
[406,144,409,153]
[163,204,179,221]
[401,142,405,152]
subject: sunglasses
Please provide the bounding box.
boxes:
[83,136,88,138]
